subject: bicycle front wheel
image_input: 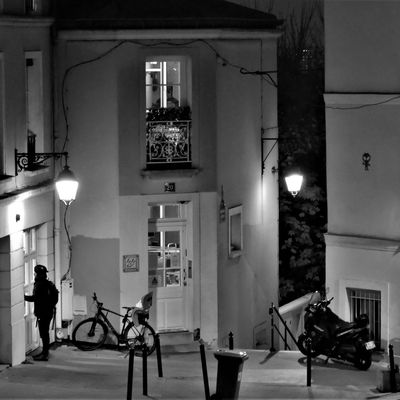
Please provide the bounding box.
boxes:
[123,322,156,356]
[72,318,108,351]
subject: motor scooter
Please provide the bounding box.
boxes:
[297,292,375,370]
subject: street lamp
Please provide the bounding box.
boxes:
[55,165,79,205]
[262,137,304,197]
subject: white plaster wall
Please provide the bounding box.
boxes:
[325,234,400,351]
[325,97,400,239]
[325,0,400,350]
[0,190,55,365]
[57,33,279,348]
[216,38,279,348]
[0,23,53,176]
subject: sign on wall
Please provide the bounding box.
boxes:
[123,254,139,272]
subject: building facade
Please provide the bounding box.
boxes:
[324,0,400,353]
[0,0,282,365]
[0,0,59,366]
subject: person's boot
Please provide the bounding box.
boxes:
[33,353,48,361]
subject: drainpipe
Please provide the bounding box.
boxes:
[51,23,62,333]
[54,193,62,331]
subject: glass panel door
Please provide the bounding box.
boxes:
[24,228,39,353]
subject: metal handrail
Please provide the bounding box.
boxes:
[269,302,299,351]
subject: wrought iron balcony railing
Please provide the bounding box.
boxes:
[146,120,192,168]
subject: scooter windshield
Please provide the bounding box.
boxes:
[309,291,321,305]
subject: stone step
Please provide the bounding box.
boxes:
[157,330,199,353]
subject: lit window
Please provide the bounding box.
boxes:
[145,57,192,169]
[146,60,178,109]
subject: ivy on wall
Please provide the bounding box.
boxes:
[277,1,327,305]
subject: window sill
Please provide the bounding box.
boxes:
[141,168,200,180]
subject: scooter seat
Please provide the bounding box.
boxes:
[335,320,359,334]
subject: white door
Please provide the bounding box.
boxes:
[23,228,40,353]
[148,221,189,331]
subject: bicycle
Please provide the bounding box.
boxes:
[72,292,156,356]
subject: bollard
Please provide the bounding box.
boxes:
[306,337,312,387]
[199,341,211,400]
[269,304,276,352]
[142,343,148,396]
[155,334,163,378]
[229,332,234,350]
[126,347,135,400]
[389,344,397,393]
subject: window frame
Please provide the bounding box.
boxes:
[140,50,196,173]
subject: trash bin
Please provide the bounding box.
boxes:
[212,349,249,400]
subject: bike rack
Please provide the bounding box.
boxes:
[269,302,299,351]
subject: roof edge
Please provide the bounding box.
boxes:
[57,28,282,41]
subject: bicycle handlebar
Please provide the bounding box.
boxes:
[92,292,103,307]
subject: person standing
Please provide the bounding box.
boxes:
[24,265,59,361]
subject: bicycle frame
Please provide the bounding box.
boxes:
[93,305,142,344]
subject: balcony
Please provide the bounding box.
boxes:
[146,107,192,170]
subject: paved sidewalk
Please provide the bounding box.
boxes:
[0,344,398,399]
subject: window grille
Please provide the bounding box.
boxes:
[347,288,381,349]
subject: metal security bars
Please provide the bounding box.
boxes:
[348,288,381,349]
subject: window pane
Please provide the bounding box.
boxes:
[148,251,159,270]
[164,205,179,219]
[166,269,181,286]
[166,61,180,85]
[148,231,160,246]
[149,270,164,287]
[23,231,28,254]
[149,206,161,219]
[165,231,180,247]
[30,229,36,251]
[24,261,30,285]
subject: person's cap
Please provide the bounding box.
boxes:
[34,265,48,274]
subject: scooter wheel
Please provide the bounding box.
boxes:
[297,333,321,357]
[354,350,372,370]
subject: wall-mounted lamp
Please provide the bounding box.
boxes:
[15,133,79,204]
[285,173,303,197]
[262,136,303,197]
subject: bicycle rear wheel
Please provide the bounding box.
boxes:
[123,322,156,356]
[72,318,108,351]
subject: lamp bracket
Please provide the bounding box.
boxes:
[261,137,279,175]
[15,149,69,175]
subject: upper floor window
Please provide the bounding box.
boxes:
[145,56,192,170]
[25,52,44,153]
[25,0,40,15]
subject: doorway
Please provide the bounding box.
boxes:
[23,227,40,353]
[148,203,193,332]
